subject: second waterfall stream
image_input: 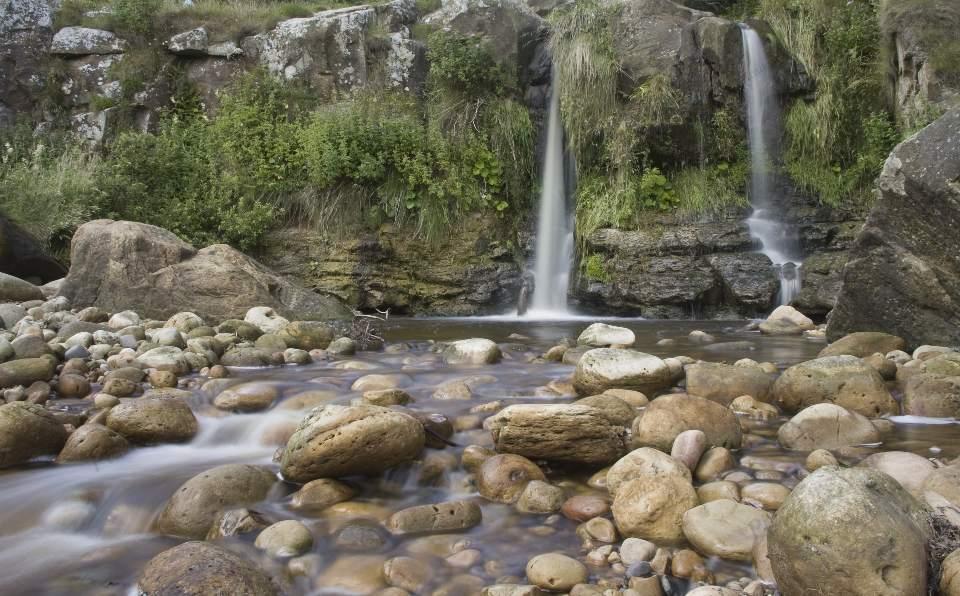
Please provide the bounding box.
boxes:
[741,24,803,306]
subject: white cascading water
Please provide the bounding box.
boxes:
[741,25,802,306]
[529,74,574,315]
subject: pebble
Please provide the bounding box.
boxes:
[561,495,610,522]
[526,553,589,592]
[671,429,707,470]
[383,556,433,592]
[254,520,314,557]
[620,538,657,565]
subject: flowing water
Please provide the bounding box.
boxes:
[740,25,803,306]
[1,319,956,594]
[529,75,574,316]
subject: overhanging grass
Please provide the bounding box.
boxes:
[57,0,373,42]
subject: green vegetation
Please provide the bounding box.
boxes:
[731,0,899,206]
[583,253,608,282]
[0,128,99,259]
[549,0,749,257]
[56,0,362,41]
[1,30,535,255]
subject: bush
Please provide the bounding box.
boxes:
[93,73,303,250]
[111,0,161,36]
[426,30,508,97]
[583,253,608,281]
[0,129,98,258]
[754,0,897,205]
[298,93,515,240]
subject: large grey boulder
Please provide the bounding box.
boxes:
[0,217,67,284]
[50,27,127,55]
[704,253,778,314]
[59,220,352,322]
[156,464,277,539]
[242,1,421,95]
[632,393,742,451]
[0,0,57,119]
[777,403,880,451]
[573,349,672,395]
[818,331,906,358]
[685,362,774,405]
[768,467,931,596]
[827,109,960,347]
[166,27,209,56]
[880,2,960,125]
[903,373,960,418]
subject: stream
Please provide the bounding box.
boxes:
[0,319,954,595]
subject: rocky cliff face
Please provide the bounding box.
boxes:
[573,184,863,319]
[827,109,960,347]
[259,214,523,316]
[881,0,960,127]
[0,0,878,319]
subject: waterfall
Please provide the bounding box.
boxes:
[528,74,574,315]
[740,24,802,306]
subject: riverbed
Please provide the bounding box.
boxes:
[0,318,953,595]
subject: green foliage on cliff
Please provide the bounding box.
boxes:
[748,0,899,206]
[550,0,749,254]
[1,32,534,251]
[57,0,367,40]
[0,128,98,257]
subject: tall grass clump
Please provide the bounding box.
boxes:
[549,0,620,161]
[0,128,99,258]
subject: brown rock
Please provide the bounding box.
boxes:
[139,541,278,595]
[487,404,628,465]
[476,454,545,504]
[632,394,742,451]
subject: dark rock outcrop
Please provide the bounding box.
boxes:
[59,219,352,322]
[880,0,960,127]
[0,0,55,122]
[260,214,522,315]
[573,184,862,318]
[0,216,66,283]
[827,109,960,347]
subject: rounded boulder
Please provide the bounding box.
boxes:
[632,393,742,451]
[768,467,930,596]
[280,405,425,482]
[573,349,672,396]
[0,402,68,467]
[772,355,897,416]
[139,540,278,595]
[105,396,198,444]
[156,463,277,539]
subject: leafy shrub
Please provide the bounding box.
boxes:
[0,129,99,258]
[583,253,608,281]
[426,30,508,97]
[755,0,897,205]
[673,163,748,219]
[111,0,161,36]
[298,93,513,240]
[93,73,303,250]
